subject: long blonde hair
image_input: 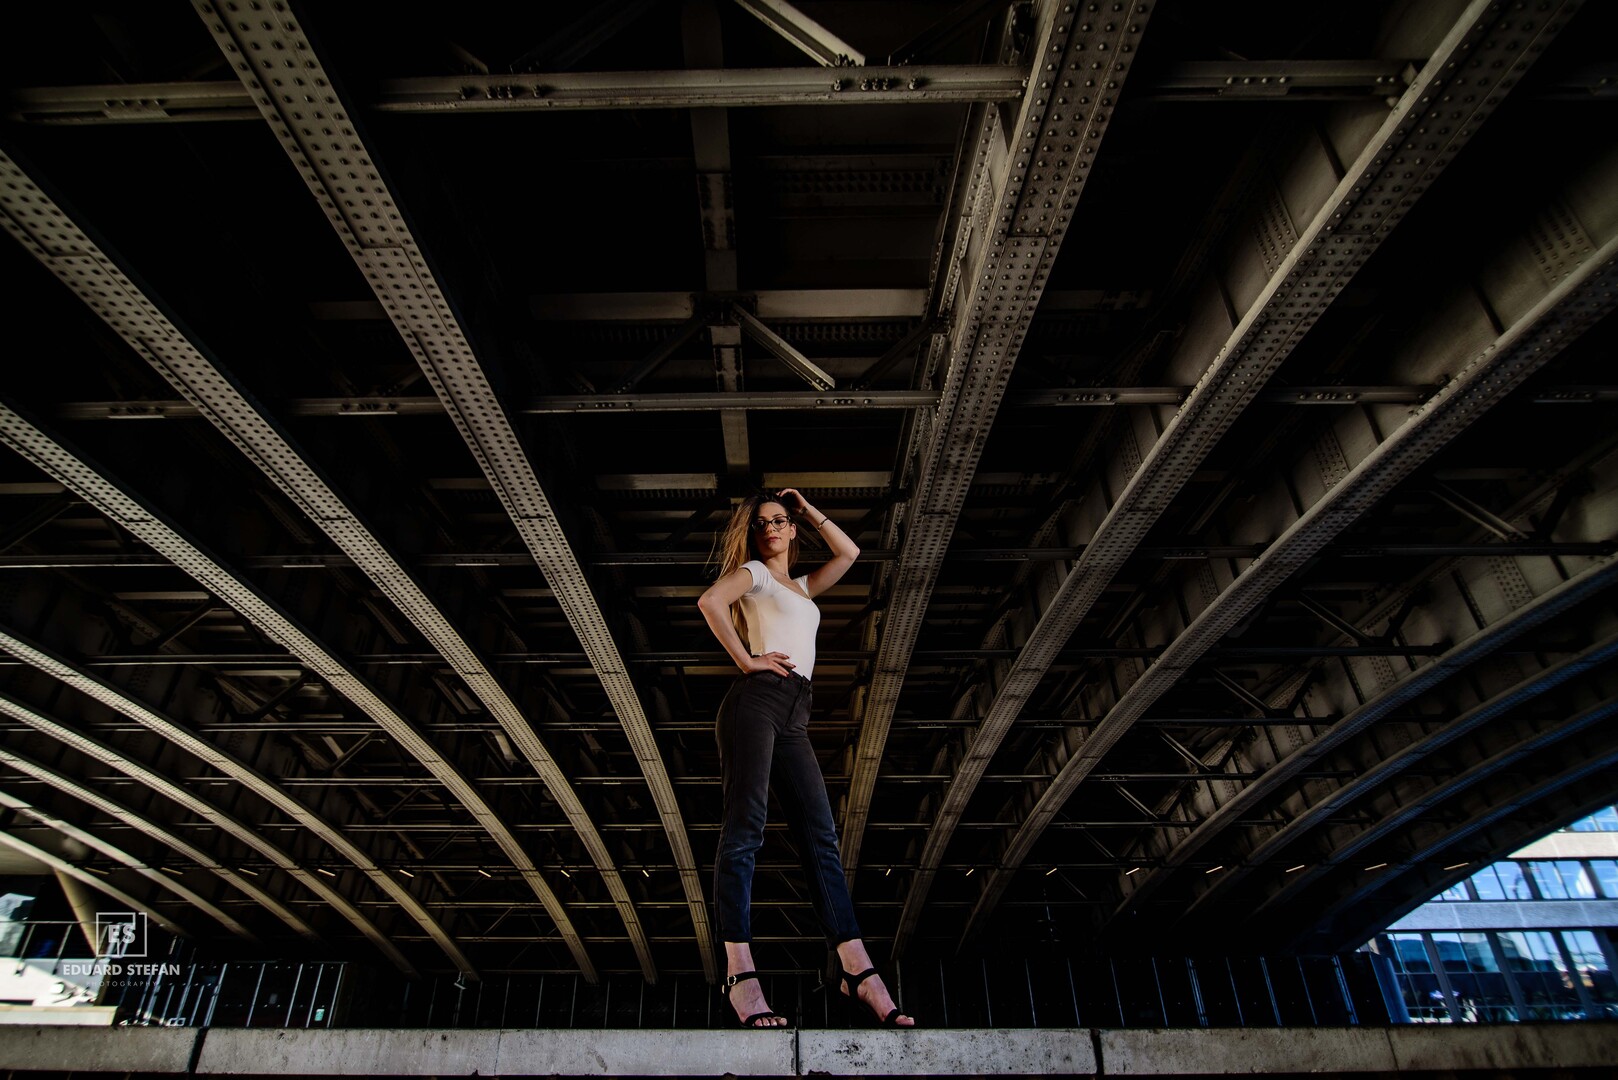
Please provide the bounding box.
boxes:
[713,492,805,649]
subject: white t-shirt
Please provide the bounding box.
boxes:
[737,559,821,680]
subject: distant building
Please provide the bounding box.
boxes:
[1366,806,1618,1022]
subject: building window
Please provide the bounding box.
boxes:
[1429,932,1515,1022]
[1497,932,1582,1020]
[1527,862,1570,900]
[1568,807,1618,833]
[1560,931,1618,1018]
[1590,860,1618,899]
[1383,933,1449,1023]
[1471,862,1533,901]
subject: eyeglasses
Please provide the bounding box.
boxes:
[750,516,793,533]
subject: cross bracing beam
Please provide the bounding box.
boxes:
[57,385,1618,418]
[963,176,1618,944]
[3,66,1025,123]
[0,779,255,941]
[731,0,866,68]
[0,689,410,963]
[0,135,656,983]
[2,540,1613,572]
[195,2,710,981]
[896,0,1585,951]
[839,0,1155,875]
[1185,628,1618,922]
[0,405,530,978]
[0,626,470,968]
[0,829,188,937]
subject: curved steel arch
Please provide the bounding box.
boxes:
[1302,738,1618,950]
[1245,688,1618,925]
[964,208,1618,945]
[0,398,595,979]
[196,1,701,980]
[1185,631,1618,920]
[0,688,416,971]
[895,0,1580,952]
[0,783,253,941]
[0,742,309,942]
[0,628,475,964]
[0,829,188,938]
[0,144,642,979]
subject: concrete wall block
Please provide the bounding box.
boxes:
[798,1028,1093,1075]
[1100,1027,1396,1075]
[496,1028,793,1076]
[1387,1021,1618,1072]
[198,1028,499,1075]
[0,1025,199,1073]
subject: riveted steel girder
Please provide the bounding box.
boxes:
[0,779,255,941]
[1246,686,1618,929]
[840,0,1154,875]
[0,627,473,970]
[0,136,655,984]
[906,0,1588,948]
[0,828,188,937]
[0,690,413,963]
[730,0,866,68]
[0,407,538,977]
[964,165,1618,942]
[1307,732,1618,950]
[195,0,708,980]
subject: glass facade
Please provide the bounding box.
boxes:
[1367,804,1618,1023]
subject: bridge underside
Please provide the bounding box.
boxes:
[0,0,1616,984]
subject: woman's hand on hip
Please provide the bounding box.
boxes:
[743,652,795,677]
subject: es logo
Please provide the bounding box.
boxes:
[95,912,148,958]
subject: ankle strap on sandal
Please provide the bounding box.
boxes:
[841,966,879,989]
[725,970,761,988]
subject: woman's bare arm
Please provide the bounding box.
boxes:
[698,566,797,676]
[777,487,859,596]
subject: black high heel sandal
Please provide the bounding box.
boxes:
[838,966,913,1027]
[723,970,790,1029]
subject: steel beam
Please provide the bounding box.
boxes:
[0,779,254,941]
[900,0,1583,951]
[0,138,654,985]
[197,1,709,980]
[965,204,1618,943]
[0,744,309,943]
[840,0,1154,876]
[0,690,412,962]
[73,385,1618,417]
[1086,150,1618,931]
[1308,737,1618,950]
[1248,688,1618,927]
[899,0,1579,952]
[731,0,866,67]
[0,829,187,937]
[0,626,470,969]
[1187,630,1618,921]
[0,405,540,977]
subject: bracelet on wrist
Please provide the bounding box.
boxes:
[816,516,829,529]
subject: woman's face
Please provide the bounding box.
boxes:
[751,500,795,557]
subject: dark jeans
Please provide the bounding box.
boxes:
[713,670,862,946]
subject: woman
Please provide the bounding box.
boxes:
[698,489,915,1029]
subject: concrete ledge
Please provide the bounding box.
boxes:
[0,1026,199,1072]
[1102,1027,1398,1074]
[0,1004,117,1026]
[799,1028,1094,1075]
[498,1028,793,1076]
[198,1028,500,1075]
[5,1023,1618,1075]
[1388,1022,1618,1072]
